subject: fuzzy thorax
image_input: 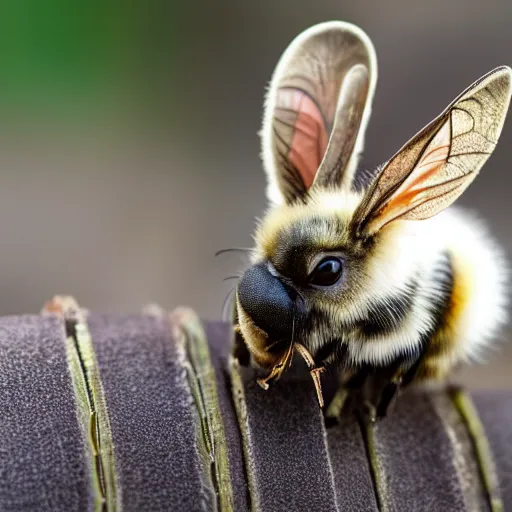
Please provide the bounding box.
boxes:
[250,188,508,376]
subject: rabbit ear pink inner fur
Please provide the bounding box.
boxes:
[278,88,329,189]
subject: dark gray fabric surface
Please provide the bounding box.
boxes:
[1,313,512,511]
[370,389,467,511]
[232,359,340,512]
[432,391,491,512]
[471,390,512,511]
[205,321,251,512]
[88,313,212,512]
[0,315,91,511]
[327,414,379,511]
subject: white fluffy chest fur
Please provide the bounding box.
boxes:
[306,207,508,368]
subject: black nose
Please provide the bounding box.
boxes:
[237,263,298,342]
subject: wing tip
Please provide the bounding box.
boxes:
[460,65,512,114]
[489,66,512,113]
[484,65,512,91]
[492,65,512,75]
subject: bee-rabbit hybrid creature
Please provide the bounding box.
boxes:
[232,21,512,418]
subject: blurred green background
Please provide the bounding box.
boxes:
[0,1,511,386]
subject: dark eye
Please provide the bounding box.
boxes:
[309,257,343,287]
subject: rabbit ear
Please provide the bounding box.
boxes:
[261,21,377,204]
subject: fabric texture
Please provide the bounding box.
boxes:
[327,413,379,511]
[231,361,339,512]
[88,313,212,511]
[205,321,251,512]
[0,315,90,511]
[0,309,510,511]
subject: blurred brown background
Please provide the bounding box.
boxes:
[0,1,510,386]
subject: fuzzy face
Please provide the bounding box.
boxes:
[241,190,367,368]
[237,188,447,371]
[253,190,372,337]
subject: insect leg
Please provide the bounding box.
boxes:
[375,380,400,418]
[233,324,251,366]
[400,352,425,387]
[257,342,294,390]
[375,341,429,418]
[294,343,326,407]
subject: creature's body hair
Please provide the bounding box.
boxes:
[252,189,508,381]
